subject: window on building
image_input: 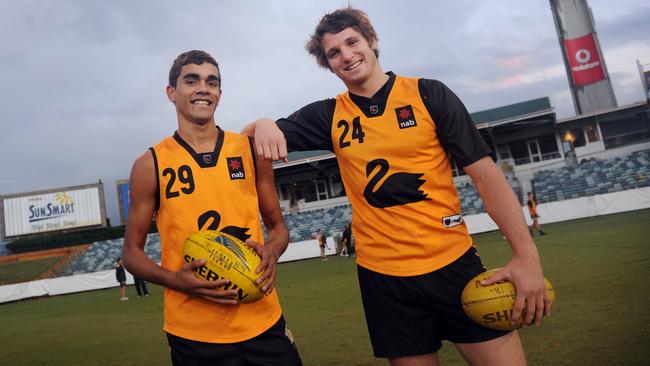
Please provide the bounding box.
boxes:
[599,115,650,148]
[314,179,328,201]
[497,145,512,161]
[329,174,345,197]
[538,134,561,160]
[510,141,530,165]
[584,123,600,143]
[526,140,542,162]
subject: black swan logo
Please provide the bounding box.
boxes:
[197,210,251,242]
[363,159,430,208]
[220,226,251,242]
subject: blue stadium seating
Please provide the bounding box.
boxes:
[282,204,353,242]
[533,150,649,203]
[455,177,523,215]
[60,234,161,276]
[56,150,649,276]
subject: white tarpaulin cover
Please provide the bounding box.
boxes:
[2,188,648,303]
[465,186,650,233]
[0,238,336,303]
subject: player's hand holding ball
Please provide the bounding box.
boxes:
[172,258,238,305]
[462,268,556,330]
[182,230,266,304]
[245,238,281,295]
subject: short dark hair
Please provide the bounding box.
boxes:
[306,7,379,70]
[168,50,220,88]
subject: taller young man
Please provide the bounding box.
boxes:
[243,8,551,366]
[123,50,302,366]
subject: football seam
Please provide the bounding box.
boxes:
[463,294,514,306]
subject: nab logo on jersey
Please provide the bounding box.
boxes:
[395,105,417,129]
[226,157,245,180]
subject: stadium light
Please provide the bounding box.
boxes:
[563,130,576,142]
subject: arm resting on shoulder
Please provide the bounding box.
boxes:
[241,118,288,162]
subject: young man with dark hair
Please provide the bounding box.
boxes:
[123,50,302,366]
[243,7,551,366]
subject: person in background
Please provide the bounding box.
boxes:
[527,191,547,236]
[340,223,351,257]
[115,257,128,301]
[314,229,328,261]
[133,277,149,298]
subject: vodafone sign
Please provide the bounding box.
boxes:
[564,33,606,86]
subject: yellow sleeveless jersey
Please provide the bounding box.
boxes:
[151,128,281,343]
[528,199,538,217]
[331,76,473,276]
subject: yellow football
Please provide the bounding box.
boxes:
[183,230,264,303]
[461,269,556,330]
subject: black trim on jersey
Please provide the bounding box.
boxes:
[276,72,395,153]
[148,147,161,212]
[247,136,258,176]
[348,72,396,118]
[172,127,225,168]
[277,99,336,152]
[277,73,491,169]
[417,79,492,168]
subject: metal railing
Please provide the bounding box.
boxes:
[514,151,562,166]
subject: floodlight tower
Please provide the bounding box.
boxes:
[550,0,617,114]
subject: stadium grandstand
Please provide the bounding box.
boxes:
[1,97,648,290]
[271,96,649,215]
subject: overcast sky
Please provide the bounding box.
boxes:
[1,0,648,225]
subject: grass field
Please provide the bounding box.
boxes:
[0,256,63,285]
[1,209,649,365]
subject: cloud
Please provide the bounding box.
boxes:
[0,0,647,225]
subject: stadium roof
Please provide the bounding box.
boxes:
[275,150,335,169]
[471,97,554,129]
[555,100,648,124]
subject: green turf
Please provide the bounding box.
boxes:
[0,256,63,285]
[0,209,649,365]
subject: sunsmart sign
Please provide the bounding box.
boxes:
[2,186,104,237]
[564,33,606,86]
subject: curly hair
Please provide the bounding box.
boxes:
[306,7,379,70]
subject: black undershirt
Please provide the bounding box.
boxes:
[276,72,491,168]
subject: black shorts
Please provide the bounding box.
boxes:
[357,247,510,358]
[166,315,302,366]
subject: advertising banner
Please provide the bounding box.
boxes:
[564,33,606,86]
[117,182,130,224]
[2,186,104,237]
